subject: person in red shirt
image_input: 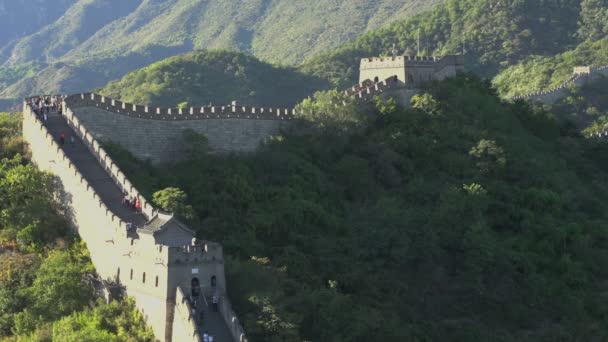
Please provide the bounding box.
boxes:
[59,133,65,145]
[135,198,142,213]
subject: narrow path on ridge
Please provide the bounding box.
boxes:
[43,111,148,228]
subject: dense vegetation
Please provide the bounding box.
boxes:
[96,0,608,107]
[106,76,608,341]
[493,0,608,96]
[301,0,590,88]
[546,77,608,136]
[0,0,437,99]
[0,113,153,341]
[494,37,608,97]
[100,50,330,107]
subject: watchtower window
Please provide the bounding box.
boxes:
[130,269,133,280]
[374,76,379,83]
[116,268,120,282]
[142,272,146,284]
[155,276,159,287]
[211,275,217,287]
[191,278,201,298]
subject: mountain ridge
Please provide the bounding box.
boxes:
[0,0,439,99]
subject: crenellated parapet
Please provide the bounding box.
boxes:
[65,93,296,121]
[23,99,132,239]
[62,104,157,219]
[346,76,403,101]
[23,96,247,342]
[511,65,608,103]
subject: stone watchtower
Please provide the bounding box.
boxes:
[359,54,465,87]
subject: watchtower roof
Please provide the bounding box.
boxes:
[138,212,195,243]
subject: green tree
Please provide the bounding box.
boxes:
[295,89,363,132]
[152,187,196,221]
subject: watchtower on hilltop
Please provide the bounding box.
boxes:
[359,54,465,87]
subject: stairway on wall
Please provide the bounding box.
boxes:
[197,300,233,342]
[42,111,147,227]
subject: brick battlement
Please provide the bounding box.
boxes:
[345,76,402,101]
[65,93,296,121]
[361,55,445,66]
[511,65,608,103]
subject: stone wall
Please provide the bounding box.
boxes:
[23,102,246,342]
[65,93,294,164]
[513,65,608,104]
[359,55,465,86]
[172,287,202,342]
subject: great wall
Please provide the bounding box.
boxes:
[62,76,403,164]
[20,59,406,341]
[511,65,608,104]
[20,53,607,342]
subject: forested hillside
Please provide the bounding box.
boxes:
[100,50,330,107]
[301,0,596,88]
[106,76,608,341]
[0,0,439,99]
[0,113,153,341]
[494,0,608,97]
[0,0,75,48]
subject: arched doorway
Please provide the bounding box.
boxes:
[191,277,201,298]
[374,76,379,83]
[211,275,217,288]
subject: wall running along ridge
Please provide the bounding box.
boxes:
[22,101,248,342]
[512,65,608,104]
[64,78,401,164]
[65,93,295,163]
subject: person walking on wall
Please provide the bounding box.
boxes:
[212,293,219,312]
[70,135,75,146]
[135,198,142,213]
[123,193,130,206]
[43,112,48,122]
[59,132,65,145]
[203,332,209,342]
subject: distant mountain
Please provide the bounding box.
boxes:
[301,0,587,88]
[99,50,330,107]
[0,0,75,48]
[494,0,608,97]
[0,0,439,99]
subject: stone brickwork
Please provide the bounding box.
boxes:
[173,287,202,342]
[512,65,608,104]
[22,101,247,342]
[64,93,294,164]
[359,54,465,87]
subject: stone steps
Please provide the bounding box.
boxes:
[197,299,234,342]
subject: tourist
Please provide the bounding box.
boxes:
[203,332,209,342]
[59,133,65,145]
[212,293,219,312]
[70,135,75,146]
[209,335,214,342]
[123,193,130,206]
[43,113,48,122]
[135,198,142,213]
[126,222,133,231]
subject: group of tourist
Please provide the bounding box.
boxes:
[57,131,75,146]
[188,290,221,340]
[123,193,142,213]
[30,95,63,115]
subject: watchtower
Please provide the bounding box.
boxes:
[359,54,465,87]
